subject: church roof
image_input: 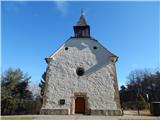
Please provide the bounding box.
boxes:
[76,13,88,26]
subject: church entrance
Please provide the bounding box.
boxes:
[75,97,85,114]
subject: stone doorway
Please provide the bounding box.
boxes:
[75,97,85,114]
[70,93,89,115]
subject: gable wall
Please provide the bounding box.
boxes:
[42,38,119,111]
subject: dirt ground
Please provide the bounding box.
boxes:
[1,110,160,120]
[123,110,151,116]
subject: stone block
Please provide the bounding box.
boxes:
[40,109,68,115]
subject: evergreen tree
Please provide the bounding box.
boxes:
[39,72,46,97]
[1,68,33,115]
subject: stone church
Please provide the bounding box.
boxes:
[40,13,121,115]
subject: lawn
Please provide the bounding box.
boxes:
[1,117,33,120]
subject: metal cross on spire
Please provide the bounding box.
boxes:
[81,9,84,16]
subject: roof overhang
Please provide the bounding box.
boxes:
[109,55,118,63]
[45,57,53,64]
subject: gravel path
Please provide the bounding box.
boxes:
[2,115,160,120]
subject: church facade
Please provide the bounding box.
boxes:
[40,13,121,115]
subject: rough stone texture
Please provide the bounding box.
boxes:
[90,109,122,116]
[40,109,68,115]
[41,37,121,115]
[112,64,121,109]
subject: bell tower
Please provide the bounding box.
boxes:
[73,11,90,38]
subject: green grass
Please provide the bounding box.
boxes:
[1,117,33,120]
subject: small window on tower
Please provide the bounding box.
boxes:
[59,99,65,105]
[65,47,68,50]
[93,46,97,49]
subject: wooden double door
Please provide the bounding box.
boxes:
[75,97,85,114]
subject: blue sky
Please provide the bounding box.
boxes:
[2,1,159,88]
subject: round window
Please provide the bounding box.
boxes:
[76,67,85,76]
[65,47,68,50]
[93,46,97,49]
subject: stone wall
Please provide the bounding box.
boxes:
[90,109,122,116]
[40,109,68,115]
[41,38,121,115]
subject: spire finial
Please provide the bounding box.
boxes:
[81,9,84,16]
